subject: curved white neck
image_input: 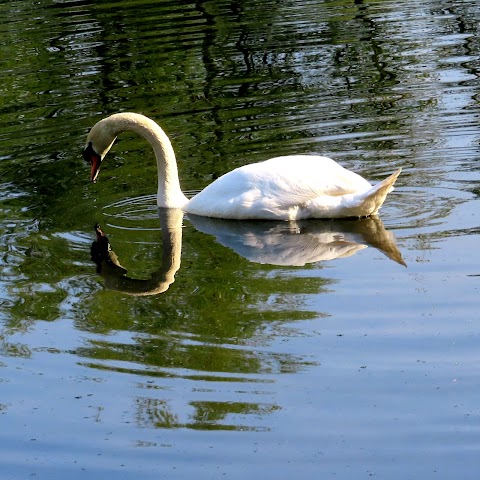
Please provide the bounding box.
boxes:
[110,113,189,208]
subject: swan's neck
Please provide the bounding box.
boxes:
[111,114,189,209]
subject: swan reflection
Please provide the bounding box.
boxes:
[188,215,405,267]
[91,209,405,295]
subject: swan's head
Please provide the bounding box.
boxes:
[83,117,117,182]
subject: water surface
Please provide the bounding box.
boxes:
[0,0,479,478]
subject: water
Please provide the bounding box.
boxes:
[0,0,479,478]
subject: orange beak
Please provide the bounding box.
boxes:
[90,155,101,183]
[83,143,101,183]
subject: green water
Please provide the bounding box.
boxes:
[1,0,480,478]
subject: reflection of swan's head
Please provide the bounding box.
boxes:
[90,222,128,276]
[83,117,117,182]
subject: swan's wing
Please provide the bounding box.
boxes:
[186,155,372,219]
[249,155,372,199]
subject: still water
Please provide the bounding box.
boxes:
[1,0,479,478]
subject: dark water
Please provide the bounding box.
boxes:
[1,0,479,478]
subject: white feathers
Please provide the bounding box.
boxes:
[186,155,400,220]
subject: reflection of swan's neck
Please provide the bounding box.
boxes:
[157,208,183,292]
[99,208,184,296]
[111,115,189,209]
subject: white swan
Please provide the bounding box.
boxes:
[83,112,401,220]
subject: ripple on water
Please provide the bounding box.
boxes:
[0,0,480,477]
[101,195,161,231]
[73,328,317,432]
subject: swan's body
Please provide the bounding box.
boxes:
[83,112,401,220]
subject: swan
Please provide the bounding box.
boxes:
[83,112,401,220]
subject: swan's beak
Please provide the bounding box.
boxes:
[83,142,101,183]
[89,155,101,183]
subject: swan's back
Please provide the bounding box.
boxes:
[185,155,374,220]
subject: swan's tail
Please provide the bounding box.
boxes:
[349,168,402,217]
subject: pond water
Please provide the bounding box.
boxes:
[1,0,479,478]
